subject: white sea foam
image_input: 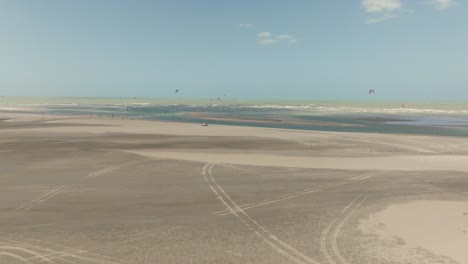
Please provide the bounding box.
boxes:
[0,107,35,112]
[249,104,314,109]
[240,104,468,116]
[17,103,79,106]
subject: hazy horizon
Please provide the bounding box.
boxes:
[4,95,468,103]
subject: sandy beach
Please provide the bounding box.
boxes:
[1,112,467,264]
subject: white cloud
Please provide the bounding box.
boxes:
[362,0,401,24]
[239,23,253,29]
[427,0,457,10]
[362,0,401,13]
[278,35,298,43]
[258,32,271,38]
[257,33,297,45]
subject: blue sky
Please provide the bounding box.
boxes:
[0,0,467,100]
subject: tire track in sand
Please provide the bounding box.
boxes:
[87,167,120,178]
[213,168,384,216]
[17,159,149,213]
[17,185,72,212]
[0,246,51,262]
[319,194,368,264]
[330,195,368,264]
[203,163,320,264]
[16,185,68,211]
[319,195,362,264]
[86,159,150,178]
[0,237,126,264]
[24,248,82,263]
[0,251,32,263]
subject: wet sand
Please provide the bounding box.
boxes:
[181,112,360,127]
[1,112,468,264]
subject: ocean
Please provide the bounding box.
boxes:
[2,96,468,137]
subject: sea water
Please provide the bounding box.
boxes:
[1,96,468,137]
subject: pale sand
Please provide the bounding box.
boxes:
[2,111,468,263]
[360,200,468,264]
[124,150,468,172]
